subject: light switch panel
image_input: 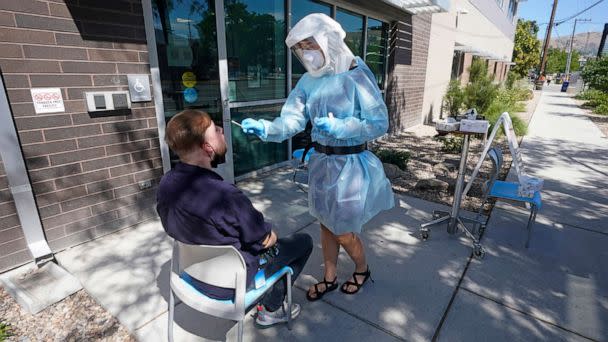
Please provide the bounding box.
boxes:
[85,91,131,112]
[94,95,106,109]
[112,93,128,109]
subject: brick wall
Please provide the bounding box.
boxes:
[0,0,161,270]
[459,53,473,86]
[0,158,31,271]
[386,13,432,132]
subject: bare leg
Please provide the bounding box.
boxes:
[307,224,340,299]
[336,232,368,293]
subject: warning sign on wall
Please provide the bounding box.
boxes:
[30,88,65,114]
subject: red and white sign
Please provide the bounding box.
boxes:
[30,88,64,114]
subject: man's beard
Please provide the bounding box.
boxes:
[211,143,227,168]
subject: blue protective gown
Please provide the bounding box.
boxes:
[259,57,395,234]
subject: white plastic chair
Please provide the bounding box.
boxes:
[168,240,293,342]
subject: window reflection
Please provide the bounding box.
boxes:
[336,8,364,57]
[290,0,332,87]
[451,50,465,80]
[231,104,288,175]
[153,0,221,167]
[225,0,286,102]
[366,18,388,90]
[153,0,221,117]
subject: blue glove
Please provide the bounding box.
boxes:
[241,118,265,137]
[314,115,341,136]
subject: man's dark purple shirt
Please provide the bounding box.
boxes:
[156,162,271,299]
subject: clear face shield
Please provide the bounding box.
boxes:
[291,37,326,73]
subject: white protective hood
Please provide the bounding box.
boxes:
[286,13,356,77]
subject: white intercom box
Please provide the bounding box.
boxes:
[85,91,131,112]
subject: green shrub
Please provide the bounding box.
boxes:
[374,149,410,170]
[484,90,528,136]
[436,136,463,154]
[506,71,518,89]
[510,115,528,136]
[581,57,608,92]
[443,80,465,117]
[464,59,500,113]
[575,89,605,101]
[576,89,608,115]
[0,322,13,341]
[595,103,608,115]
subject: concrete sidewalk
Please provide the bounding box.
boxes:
[55,170,477,342]
[53,84,606,341]
[438,84,608,341]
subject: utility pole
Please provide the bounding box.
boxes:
[598,23,608,58]
[537,0,558,89]
[583,31,590,53]
[565,18,590,80]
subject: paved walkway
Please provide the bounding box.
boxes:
[437,84,607,341]
[52,84,606,341]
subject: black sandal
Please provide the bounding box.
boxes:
[306,277,339,302]
[340,266,374,295]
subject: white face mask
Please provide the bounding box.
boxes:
[301,50,325,70]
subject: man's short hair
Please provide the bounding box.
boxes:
[165,109,212,157]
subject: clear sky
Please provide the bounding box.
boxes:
[517,0,608,39]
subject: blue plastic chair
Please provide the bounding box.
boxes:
[476,148,542,248]
[168,240,293,342]
[292,147,315,163]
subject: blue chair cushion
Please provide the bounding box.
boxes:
[490,180,542,209]
[180,266,293,307]
[292,148,315,163]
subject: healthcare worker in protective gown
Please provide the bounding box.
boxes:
[241,13,394,300]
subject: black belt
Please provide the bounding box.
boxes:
[312,142,366,155]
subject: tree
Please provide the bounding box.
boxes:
[545,48,580,74]
[464,59,499,113]
[581,57,608,92]
[512,19,541,78]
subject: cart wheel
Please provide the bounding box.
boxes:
[420,229,429,241]
[473,244,485,259]
[478,224,486,237]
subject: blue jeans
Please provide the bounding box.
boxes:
[259,233,313,311]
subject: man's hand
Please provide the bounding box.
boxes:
[262,230,277,249]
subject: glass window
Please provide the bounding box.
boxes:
[225,0,286,102]
[290,0,332,87]
[230,104,288,175]
[153,0,221,166]
[365,18,388,90]
[336,8,364,57]
[508,0,517,19]
[451,50,465,80]
[153,0,220,119]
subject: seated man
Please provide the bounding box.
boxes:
[156,109,313,328]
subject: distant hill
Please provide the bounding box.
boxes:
[547,31,602,56]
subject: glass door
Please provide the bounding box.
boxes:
[152,0,233,178]
[224,0,289,177]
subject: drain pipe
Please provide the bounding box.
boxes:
[0,72,54,266]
